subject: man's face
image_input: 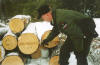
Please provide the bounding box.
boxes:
[42,11,53,22]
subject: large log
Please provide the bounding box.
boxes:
[18,33,39,54]
[41,30,59,48]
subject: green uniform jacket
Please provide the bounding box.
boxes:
[43,9,97,52]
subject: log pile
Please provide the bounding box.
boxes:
[0,15,61,65]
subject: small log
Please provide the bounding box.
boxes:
[18,33,39,54]
[49,56,59,65]
[41,30,59,48]
[2,27,18,51]
[2,35,17,50]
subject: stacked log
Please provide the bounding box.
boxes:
[2,27,18,51]
[2,33,17,51]
[8,15,31,34]
[1,52,24,65]
[9,18,25,33]
[18,33,39,54]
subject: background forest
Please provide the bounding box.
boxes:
[0,0,100,23]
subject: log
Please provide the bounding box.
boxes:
[18,33,39,54]
[9,18,26,34]
[1,52,24,65]
[8,15,31,34]
[49,56,59,65]
[2,35,17,50]
[41,30,59,48]
[0,46,5,62]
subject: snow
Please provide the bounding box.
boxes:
[26,57,49,65]
[41,48,49,58]
[10,15,31,24]
[0,46,5,62]
[88,37,100,65]
[4,26,16,37]
[0,27,8,33]
[93,18,100,37]
[0,23,7,27]
[68,52,77,65]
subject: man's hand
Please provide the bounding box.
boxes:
[41,40,49,46]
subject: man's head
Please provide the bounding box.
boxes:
[37,4,52,22]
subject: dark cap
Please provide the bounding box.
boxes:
[37,4,50,19]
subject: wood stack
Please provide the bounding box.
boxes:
[0,15,34,64]
[0,15,62,65]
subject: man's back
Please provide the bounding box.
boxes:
[54,9,88,25]
[53,9,98,38]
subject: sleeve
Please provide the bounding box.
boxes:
[43,25,60,42]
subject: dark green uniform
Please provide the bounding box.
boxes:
[42,9,98,65]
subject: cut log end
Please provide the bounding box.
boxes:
[2,35,17,50]
[18,33,39,54]
[1,56,24,65]
[9,18,25,33]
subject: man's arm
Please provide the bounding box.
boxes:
[41,26,60,45]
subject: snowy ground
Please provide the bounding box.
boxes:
[93,18,100,37]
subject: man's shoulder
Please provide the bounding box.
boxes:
[56,9,86,16]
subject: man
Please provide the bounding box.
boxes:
[38,4,57,57]
[38,4,98,65]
